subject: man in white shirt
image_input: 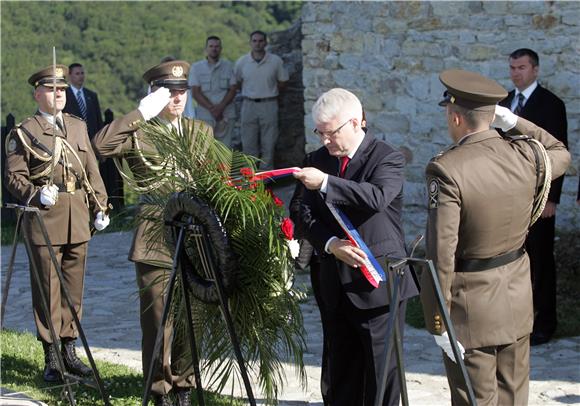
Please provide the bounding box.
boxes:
[235,30,289,169]
[187,36,237,148]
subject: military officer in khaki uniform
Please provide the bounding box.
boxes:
[420,69,570,406]
[4,65,109,382]
[93,60,213,406]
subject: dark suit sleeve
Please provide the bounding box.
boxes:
[92,90,104,131]
[289,154,312,240]
[325,149,405,212]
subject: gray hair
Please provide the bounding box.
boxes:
[312,88,363,124]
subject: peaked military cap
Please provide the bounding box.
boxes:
[438,69,508,112]
[143,60,190,90]
[28,65,69,88]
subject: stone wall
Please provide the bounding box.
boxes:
[301,1,580,240]
[270,20,306,168]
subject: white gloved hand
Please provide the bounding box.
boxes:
[138,87,171,121]
[433,331,465,363]
[492,105,518,132]
[94,211,110,231]
[40,184,59,206]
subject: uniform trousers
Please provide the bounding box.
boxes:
[526,215,557,336]
[320,288,406,406]
[28,242,87,343]
[240,99,278,170]
[444,334,530,406]
[136,262,194,395]
[196,108,236,149]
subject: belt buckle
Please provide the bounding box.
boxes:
[66,178,76,194]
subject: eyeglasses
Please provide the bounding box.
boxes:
[313,118,352,139]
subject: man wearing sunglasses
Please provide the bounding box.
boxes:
[294,88,418,406]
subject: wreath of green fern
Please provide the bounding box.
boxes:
[126,118,306,403]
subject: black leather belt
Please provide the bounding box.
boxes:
[244,96,277,103]
[455,247,526,272]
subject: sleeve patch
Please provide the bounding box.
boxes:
[7,138,17,154]
[428,179,439,209]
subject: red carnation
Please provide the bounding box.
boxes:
[273,195,284,207]
[240,167,254,178]
[280,218,294,240]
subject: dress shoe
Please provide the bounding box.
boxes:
[175,388,192,406]
[62,338,92,376]
[42,342,62,383]
[152,394,172,406]
[530,331,551,346]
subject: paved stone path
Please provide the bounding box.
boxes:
[2,231,579,405]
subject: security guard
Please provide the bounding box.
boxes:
[93,60,213,406]
[420,69,570,405]
[4,65,109,382]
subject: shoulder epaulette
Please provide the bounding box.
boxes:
[503,134,532,142]
[15,116,34,129]
[63,112,84,121]
[431,144,458,161]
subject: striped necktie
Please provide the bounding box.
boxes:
[514,93,525,115]
[76,89,87,120]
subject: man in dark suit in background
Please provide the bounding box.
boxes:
[294,88,418,406]
[64,62,124,209]
[499,48,568,346]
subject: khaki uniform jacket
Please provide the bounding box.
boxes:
[420,117,570,349]
[4,112,108,246]
[92,109,213,265]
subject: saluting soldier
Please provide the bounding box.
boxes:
[420,69,570,405]
[4,65,109,382]
[93,60,213,406]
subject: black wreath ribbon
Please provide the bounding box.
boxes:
[164,192,238,304]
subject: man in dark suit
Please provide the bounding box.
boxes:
[64,62,124,209]
[499,48,568,346]
[294,88,418,406]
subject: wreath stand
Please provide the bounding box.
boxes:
[1,204,111,406]
[142,192,256,406]
[374,256,476,406]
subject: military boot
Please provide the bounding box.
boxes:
[61,338,92,377]
[41,341,62,383]
[175,388,191,406]
[152,394,172,406]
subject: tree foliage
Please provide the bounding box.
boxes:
[1,1,301,124]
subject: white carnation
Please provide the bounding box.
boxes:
[288,239,300,259]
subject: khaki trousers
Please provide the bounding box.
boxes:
[444,335,530,406]
[28,242,87,343]
[136,262,194,395]
[241,99,278,170]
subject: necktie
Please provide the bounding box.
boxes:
[514,93,525,115]
[339,156,350,177]
[76,90,87,120]
[56,117,66,135]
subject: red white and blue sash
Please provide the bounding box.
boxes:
[255,167,385,288]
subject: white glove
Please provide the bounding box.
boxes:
[492,105,518,132]
[40,184,59,206]
[138,87,171,121]
[433,331,465,363]
[94,211,110,231]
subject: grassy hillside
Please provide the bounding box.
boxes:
[1,1,301,123]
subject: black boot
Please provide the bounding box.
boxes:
[42,342,62,383]
[152,394,172,406]
[175,388,191,406]
[61,338,92,377]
